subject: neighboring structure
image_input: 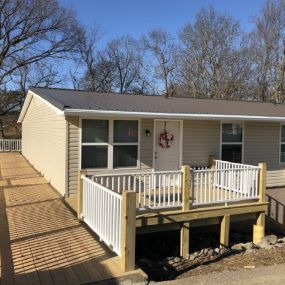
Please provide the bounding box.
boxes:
[18,87,285,196]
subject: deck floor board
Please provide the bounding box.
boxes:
[0,153,124,285]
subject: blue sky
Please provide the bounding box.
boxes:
[59,0,266,43]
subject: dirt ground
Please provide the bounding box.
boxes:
[176,246,285,279]
[136,219,285,282]
[153,263,285,285]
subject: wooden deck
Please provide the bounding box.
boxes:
[0,153,129,285]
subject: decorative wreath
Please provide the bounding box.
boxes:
[159,131,174,148]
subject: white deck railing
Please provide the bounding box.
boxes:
[82,176,122,256]
[215,160,257,171]
[0,139,21,152]
[92,170,182,210]
[192,162,260,206]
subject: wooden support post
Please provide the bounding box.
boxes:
[258,162,267,203]
[121,191,136,272]
[209,155,216,169]
[181,165,191,211]
[77,170,87,220]
[253,212,265,244]
[253,163,267,243]
[180,165,191,257]
[220,215,230,248]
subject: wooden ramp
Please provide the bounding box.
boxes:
[0,153,127,285]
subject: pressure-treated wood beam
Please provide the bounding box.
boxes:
[121,191,136,272]
[253,163,267,243]
[77,170,87,220]
[180,165,191,257]
[136,202,268,227]
[220,215,230,248]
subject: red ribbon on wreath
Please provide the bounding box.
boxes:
[159,131,174,148]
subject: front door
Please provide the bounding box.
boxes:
[154,120,181,171]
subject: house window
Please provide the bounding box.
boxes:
[221,123,243,163]
[280,125,285,163]
[81,119,139,169]
[113,120,138,168]
[81,120,109,168]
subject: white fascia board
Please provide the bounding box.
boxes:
[18,90,64,123]
[63,109,285,122]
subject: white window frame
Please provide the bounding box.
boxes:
[220,121,244,163]
[79,117,141,170]
[280,123,285,164]
[81,119,109,169]
[112,120,140,169]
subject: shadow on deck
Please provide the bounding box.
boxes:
[0,153,145,285]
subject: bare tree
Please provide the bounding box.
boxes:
[143,29,177,97]
[249,0,285,102]
[105,35,146,93]
[0,60,65,138]
[0,0,82,94]
[72,26,114,92]
[178,6,251,99]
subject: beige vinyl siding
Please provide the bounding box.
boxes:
[140,119,153,170]
[22,96,67,196]
[244,122,280,169]
[183,120,220,166]
[67,116,80,196]
[266,170,285,187]
[66,117,285,193]
[243,121,285,187]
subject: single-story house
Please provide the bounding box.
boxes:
[18,87,285,197]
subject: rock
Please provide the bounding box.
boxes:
[198,250,204,257]
[231,243,245,252]
[278,237,285,243]
[257,242,274,250]
[244,248,257,254]
[202,248,209,255]
[214,247,220,254]
[188,251,199,261]
[207,249,215,257]
[243,242,254,250]
[264,235,278,245]
[257,235,278,249]
[219,247,231,256]
[167,259,175,265]
[173,257,181,263]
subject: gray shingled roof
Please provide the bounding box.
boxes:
[29,87,285,118]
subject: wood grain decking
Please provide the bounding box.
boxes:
[0,153,125,285]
